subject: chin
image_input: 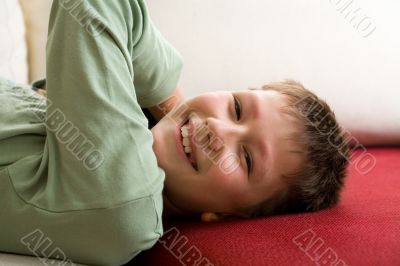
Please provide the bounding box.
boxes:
[150,126,167,166]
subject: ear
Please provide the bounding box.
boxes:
[200,212,243,222]
[200,212,223,222]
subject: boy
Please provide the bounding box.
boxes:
[0,1,349,265]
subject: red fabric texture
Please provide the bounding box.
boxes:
[132,147,400,266]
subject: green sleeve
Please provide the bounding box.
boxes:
[131,0,184,108]
[45,0,165,209]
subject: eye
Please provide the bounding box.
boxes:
[243,146,253,176]
[233,95,241,120]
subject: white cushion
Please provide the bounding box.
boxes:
[19,0,52,82]
[147,0,400,145]
[0,0,28,84]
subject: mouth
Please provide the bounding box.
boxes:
[176,115,198,171]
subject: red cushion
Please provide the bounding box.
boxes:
[132,147,400,266]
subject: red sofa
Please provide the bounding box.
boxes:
[132,147,400,266]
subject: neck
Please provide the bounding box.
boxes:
[162,191,195,219]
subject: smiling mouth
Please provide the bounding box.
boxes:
[180,117,198,171]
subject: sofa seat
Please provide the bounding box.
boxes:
[132,147,400,266]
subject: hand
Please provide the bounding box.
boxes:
[35,89,47,97]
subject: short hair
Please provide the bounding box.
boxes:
[238,80,350,217]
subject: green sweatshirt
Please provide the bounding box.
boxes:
[0,1,183,265]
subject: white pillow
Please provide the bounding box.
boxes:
[0,0,28,84]
[147,0,400,146]
[19,0,52,83]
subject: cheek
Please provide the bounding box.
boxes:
[205,166,248,195]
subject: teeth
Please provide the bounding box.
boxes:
[182,135,192,153]
[182,137,190,147]
[180,120,197,170]
[181,124,192,154]
[181,125,189,137]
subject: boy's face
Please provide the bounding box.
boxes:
[151,89,304,214]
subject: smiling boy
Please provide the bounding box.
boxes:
[0,1,349,265]
[152,81,349,221]
[153,89,303,218]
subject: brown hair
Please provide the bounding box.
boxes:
[239,80,350,217]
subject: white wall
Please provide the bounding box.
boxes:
[147,0,400,144]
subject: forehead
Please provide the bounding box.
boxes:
[237,88,301,138]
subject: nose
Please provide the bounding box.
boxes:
[205,117,245,151]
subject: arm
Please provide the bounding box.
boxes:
[35,87,184,122]
[148,87,185,121]
[38,1,178,264]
